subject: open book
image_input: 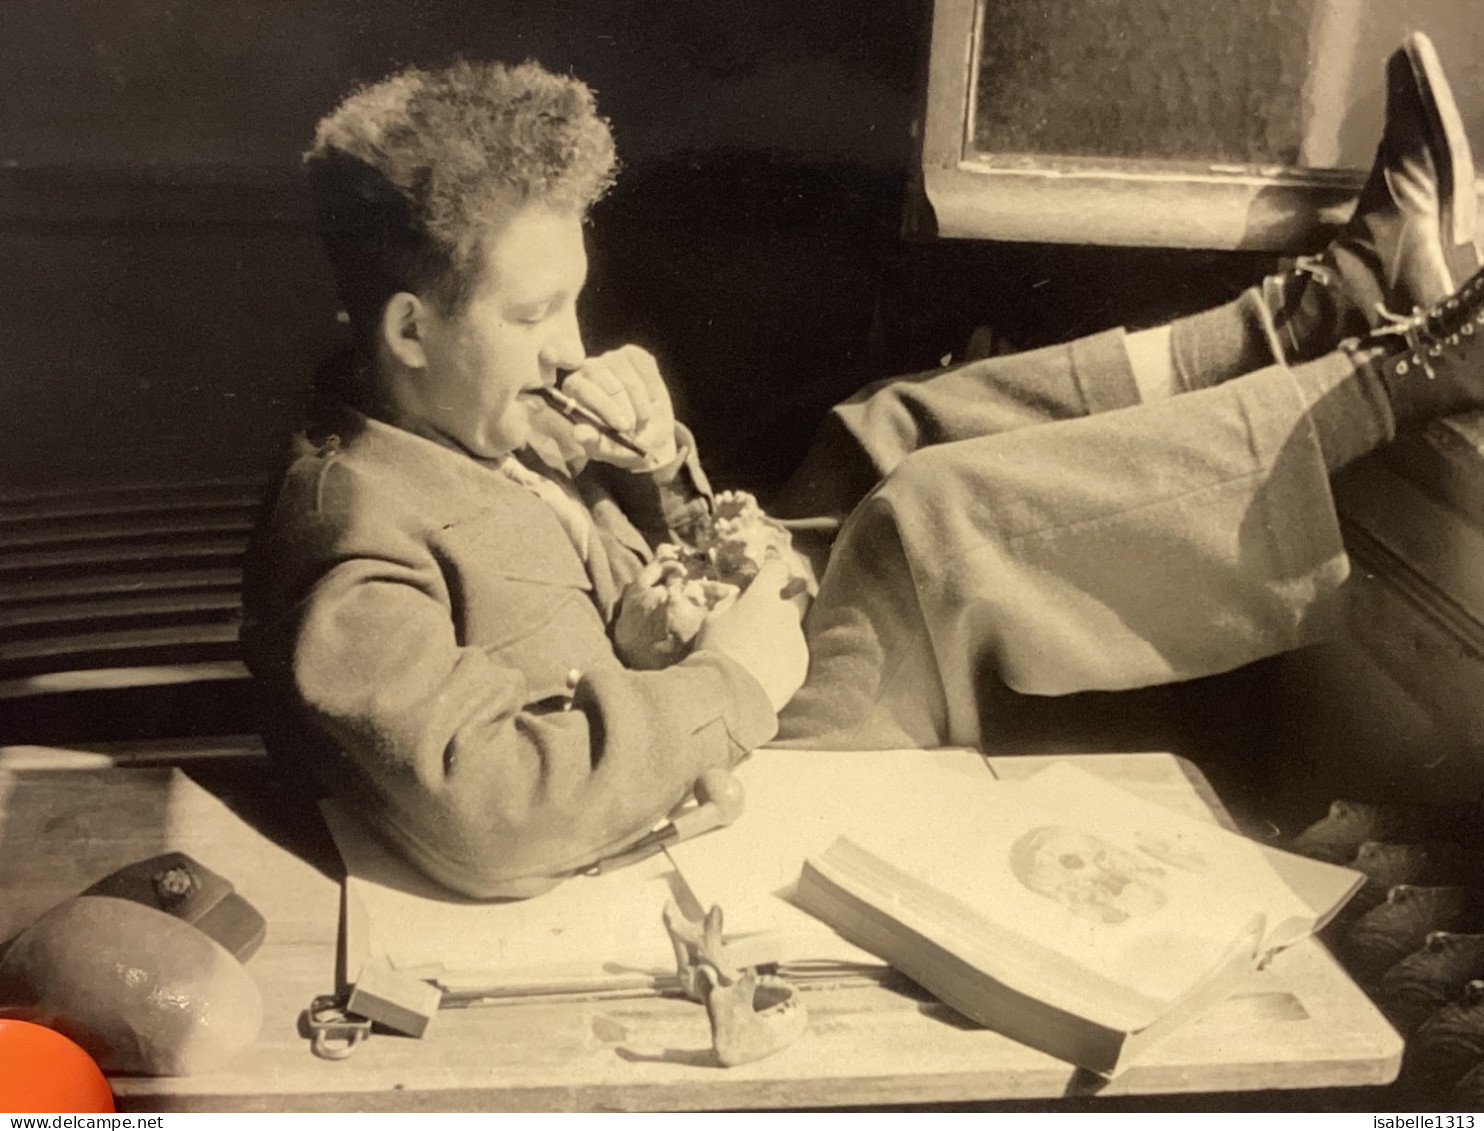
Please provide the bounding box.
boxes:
[791,761,1364,1075]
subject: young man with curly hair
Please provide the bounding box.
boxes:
[245,43,1484,898]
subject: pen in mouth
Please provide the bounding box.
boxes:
[527,386,651,460]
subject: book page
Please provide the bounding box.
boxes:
[667,747,999,967]
[858,762,1329,1007]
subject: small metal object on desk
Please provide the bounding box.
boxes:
[306,994,373,1061]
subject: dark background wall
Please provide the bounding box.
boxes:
[0,0,1275,496]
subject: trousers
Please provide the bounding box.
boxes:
[771,326,1355,750]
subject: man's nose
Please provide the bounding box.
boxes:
[540,308,585,373]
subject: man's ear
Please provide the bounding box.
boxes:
[380,292,430,371]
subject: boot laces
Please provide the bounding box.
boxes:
[1370,272,1484,378]
[1373,303,1439,378]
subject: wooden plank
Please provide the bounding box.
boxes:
[0,511,256,550]
[0,661,250,700]
[0,622,241,665]
[0,537,246,573]
[922,160,1362,252]
[0,734,266,769]
[1382,412,1484,526]
[0,757,1400,1112]
[1332,542,1484,785]
[0,567,242,605]
[0,591,242,634]
[0,478,266,518]
[1326,453,1484,786]
[0,481,256,692]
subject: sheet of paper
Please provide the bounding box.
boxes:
[322,802,683,991]
[666,747,1000,967]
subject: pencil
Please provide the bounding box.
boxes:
[532,385,651,459]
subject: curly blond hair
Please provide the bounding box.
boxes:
[306,60,617,337]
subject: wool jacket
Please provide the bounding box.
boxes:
[241,400,778,898]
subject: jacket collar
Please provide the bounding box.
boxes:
[307,397,654,563]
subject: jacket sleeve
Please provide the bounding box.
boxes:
[584,423,716,549]
[283,552,777,897]
[246,454,778,899]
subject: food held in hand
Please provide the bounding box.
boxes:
[706,491,799,588]
[617,545,739,671]
[617,491,809,670]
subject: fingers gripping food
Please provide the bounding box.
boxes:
[616,491,810,670]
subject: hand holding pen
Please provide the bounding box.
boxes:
[532,385,650,459]
[537,345,678,470]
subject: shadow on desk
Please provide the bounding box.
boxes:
[177,753,344,887]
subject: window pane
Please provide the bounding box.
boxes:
[971,0,1317,168]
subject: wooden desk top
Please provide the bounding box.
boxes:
[0,753,1401,1112]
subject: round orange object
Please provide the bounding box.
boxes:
[0,1019,115,1112]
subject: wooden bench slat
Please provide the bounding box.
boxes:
[0,478,267,521]
[0,622,242,665]
[0,661,251,700]
[0,733,266,768]
[0,494,265,523]
[1,567,242,605]
[0,511,256,550]
[0,537,246,573]
[0,482,263,717]
[0,591,244,633]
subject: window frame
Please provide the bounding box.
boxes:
[910,0,1368,251]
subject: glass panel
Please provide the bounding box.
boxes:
[971,0,1317,168]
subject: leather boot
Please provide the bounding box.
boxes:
[1355,264,1484,430]
[1266,32,1482,364]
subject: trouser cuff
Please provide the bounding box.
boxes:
[1071,328,1141,415]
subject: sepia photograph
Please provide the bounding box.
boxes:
[3,0,1484,1115]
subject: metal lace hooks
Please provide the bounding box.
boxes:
[306,993,373,1060]
[1290,256,1335,288]
[1374,302,1438,378]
